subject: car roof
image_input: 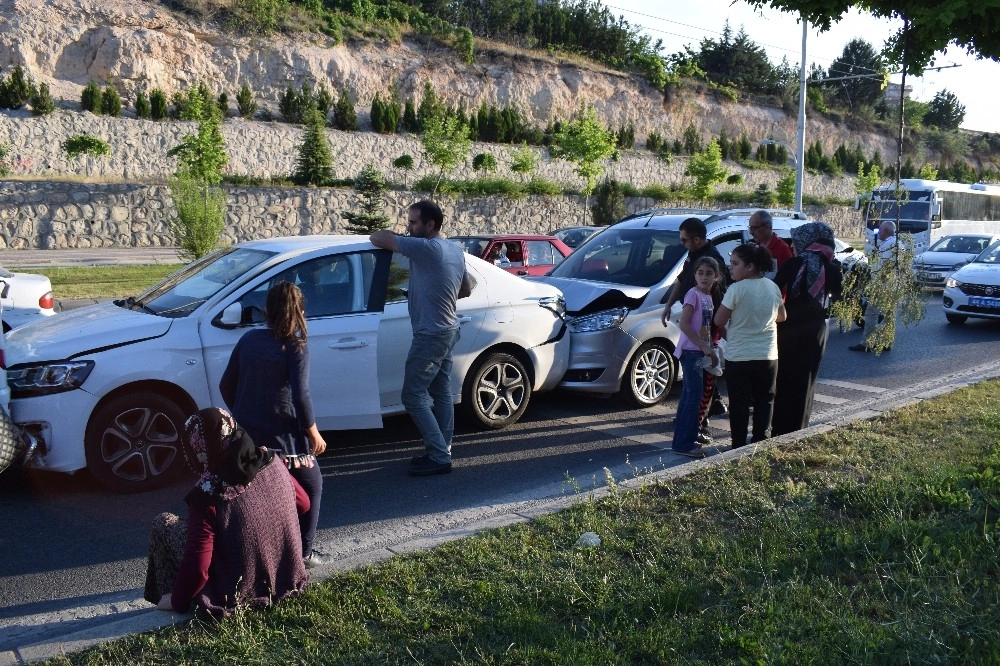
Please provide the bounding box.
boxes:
[450,234,561,241]
[610,208,809,231]
[237,234,375,254]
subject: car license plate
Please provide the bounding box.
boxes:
[969,297,1000,309]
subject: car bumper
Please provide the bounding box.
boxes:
[528,324,571,392]
[10,389,96,473]
[942,286,1000,321]
[557,327,637,394]
[914,270,950,290]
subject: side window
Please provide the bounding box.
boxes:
[505,242,524,267]
[712,232,744,271]
[387,254,410,304]
[526,240,556,266]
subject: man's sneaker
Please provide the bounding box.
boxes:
[304,549,332,569]
[696,432,713,445]
[410,453,430,466]
[408,458,452,476]
[709,399,728,417]
[673,447,706,459]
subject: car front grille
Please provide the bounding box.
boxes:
[958,283,1000,297]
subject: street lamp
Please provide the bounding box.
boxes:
[759,138,803,214]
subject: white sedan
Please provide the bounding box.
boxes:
[0,265,55,331]
[943,239,1000,325]
[5,236,568,492]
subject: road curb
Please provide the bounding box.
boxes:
[5,358,1000,663]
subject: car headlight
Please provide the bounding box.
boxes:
[945,276,962,289]
[566,306,629,333]
[8,360,95,397]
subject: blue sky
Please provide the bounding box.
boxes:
[607,1,1000,134]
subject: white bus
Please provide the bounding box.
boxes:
[859,178,1000,253]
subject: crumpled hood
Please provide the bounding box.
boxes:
[915,251,978,267]
[532,277,648,316]
[5,301,172,364]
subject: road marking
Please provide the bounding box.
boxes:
[813,393,850,405]
[817,379,888,393]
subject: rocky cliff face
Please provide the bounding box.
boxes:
[1,0,903,159]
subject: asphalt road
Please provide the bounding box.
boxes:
[1,296,998,625]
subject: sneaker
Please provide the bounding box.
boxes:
[848,343,870,352]
[696,432,712,445]
[304,550,332,569]
[709,400,728,417]
[408,458,452,476]
[673,448,706,459]
[409,453,430,466]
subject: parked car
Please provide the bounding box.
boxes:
[549,226,601,249]
[0,265,55,331]
[913,234,1000,290]
[942,239,1000,324]
[532,208,811,407]
[450,235,572,276]
[5,235,569,492]
[833,238,868,274]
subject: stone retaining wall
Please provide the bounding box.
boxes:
[0,180,863,251]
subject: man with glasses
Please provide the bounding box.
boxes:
[748,210,792,278]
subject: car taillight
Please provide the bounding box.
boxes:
[39,291,54,310]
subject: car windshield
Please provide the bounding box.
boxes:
[974,241,1000,264]
[548,226,685,287]
[450,237,488,257]
[928,236,989,254]
[125,247,276,318]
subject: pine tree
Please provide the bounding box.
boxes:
[150,88,168,120]
[332,87,357,131]
[0,66,35,109]
[236,82,257,118]
[101,84,122,117]
[29,82,54,115]
[341,163,390,234]
[134,91,151,119]
[402,100,419,133]
[370,94,385,133]
[81,80,102,114]
[293,108,334,186]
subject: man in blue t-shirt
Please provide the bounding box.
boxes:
[371,200,474,476]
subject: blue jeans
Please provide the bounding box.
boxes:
[402,329,460,464]
[672,350,705,452]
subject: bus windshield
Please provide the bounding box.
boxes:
[865,189,932,231]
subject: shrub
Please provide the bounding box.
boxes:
[332,87,357,131]
[236,82,257,118]
[168,174,227,261]
[134,91,151,119]
[646,130,662,152]
[150,88,168,120]
[639,183,672,202]
[753,183,777,207]
[0,66,35,109]
[101,85,122,117]
[524,177,564,196]
[81,80,102,114]
[591,178,627,226]
[62,134,111,159]
[217,92,229,118]
[726,173,743,185]
[0,141,12,177]
[341,163,390,234]
[29,82,54,115]
[472,152,497,173]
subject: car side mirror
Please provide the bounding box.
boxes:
[0,280,9,299]
[214,302,244,329]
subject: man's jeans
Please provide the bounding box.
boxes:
[402,329,461,464]
[672,350,705,452]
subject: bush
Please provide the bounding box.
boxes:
[101,85,122,117]
[726,173,743,185]
[472,152,497,173]
[753,183,777,207]
[591,178,627,226]
[524,177,564,196]
[0,66,35,109]
[134,91,151,119]
[150,88,168,120]
[639,183,672,202]
[81,80,102,114]
[62,134,111,159]
[332,87,357,131]
[29,82,54,115]
[168,175,227,261]
[236,82,257,118]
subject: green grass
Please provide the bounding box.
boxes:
[44,382,1000,664]
[31,265,183,299]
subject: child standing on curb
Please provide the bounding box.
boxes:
[665,256,722,458]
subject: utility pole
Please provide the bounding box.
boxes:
[795,16,807,214]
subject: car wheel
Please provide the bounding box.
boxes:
[85,392,187,493]
[621,341,676,407]
[462,352,532,430]
[945,313,968,325]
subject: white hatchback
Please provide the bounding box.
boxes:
[5,236,568,492]
[0,265,55,331]
[943,239,1000,324]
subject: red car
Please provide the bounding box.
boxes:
[450,235,573,276]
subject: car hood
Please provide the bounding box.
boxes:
[915,251,977,266]
[532,277,648,316]
[5,302,171,364]
[953,262,1000,286]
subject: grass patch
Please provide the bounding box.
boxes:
[32,265,182,299]
[44,382,1000,663]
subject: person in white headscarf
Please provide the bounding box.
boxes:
[771,222,843,436]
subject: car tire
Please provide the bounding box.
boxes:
[620,341,676,407]
[461,352,532,430]
[945,313,968,325]
[85,392,187,493]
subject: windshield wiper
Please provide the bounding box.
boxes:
[123,296,157,315]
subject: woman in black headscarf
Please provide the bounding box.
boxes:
[143,407,309,619]
[771,222,843,436]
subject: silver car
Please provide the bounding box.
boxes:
[913,234,1000,290]
[534,208,810,406]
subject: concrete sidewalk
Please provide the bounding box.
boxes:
[0,248,184,270]
[3,359,1000,664]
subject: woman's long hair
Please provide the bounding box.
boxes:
[265,281,307,349]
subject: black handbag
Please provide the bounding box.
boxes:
[0,407,27,475]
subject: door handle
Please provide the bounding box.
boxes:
[328,338,369,349]
[458,316,472,324]
[517,270,528,276]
